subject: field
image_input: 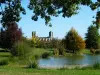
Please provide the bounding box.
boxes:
[0,48,100,75]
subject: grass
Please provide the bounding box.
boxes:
[30,48,53,58]
[0,66,100,75]
[0,48,100,75]
[0,52,10,61]
[79,49,91,54]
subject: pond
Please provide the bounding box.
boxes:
[38,54,100,68]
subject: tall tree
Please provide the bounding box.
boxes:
[65,28,85,53]
[85,25,99,49]
[0,22,22,49]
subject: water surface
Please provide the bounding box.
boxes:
[38,54,100,68]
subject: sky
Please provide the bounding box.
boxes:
[17,0,98,39]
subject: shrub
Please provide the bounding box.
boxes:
[58,48,66,55]
[42,52,50,58]
[28,61,38,68]
[11,41,32,57]
[57,43,66,55]
[90,48,95,54]
[95,50,100,54]
[34,54,40,59]
[93,62,100,69]
[54,49,59,56]
[0,59,8,66]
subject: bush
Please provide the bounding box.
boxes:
[90,48,95,54]
[95,50,100,54]
[93,62,100,69]
[42,52,50,58]
[0,59,8,66]
[28,61,38,68]
[34,54,40,59]
[58,44,66,55]
[11,41,32,57]
[54,49,59,56]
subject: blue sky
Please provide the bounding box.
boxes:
[18,0,97,39]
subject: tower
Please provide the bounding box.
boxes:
[32,31,36,38]
[49,31,53,40]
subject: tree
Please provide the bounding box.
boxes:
[85,25,99,49]
[1,0,100,27]
[28,0,92,26]
[0,0,26,27]
[0,22,22,49]
[0,0,93,26]
[65,28,85,53]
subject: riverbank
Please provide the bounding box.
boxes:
[0,66,100,75]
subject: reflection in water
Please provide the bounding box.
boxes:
[38,54,100,68]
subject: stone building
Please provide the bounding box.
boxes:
[32,31,53,41]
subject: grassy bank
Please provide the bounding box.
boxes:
[0,48,99,75]
[79,49,91,54]
[30,48,53,56]
[0,66,100,75]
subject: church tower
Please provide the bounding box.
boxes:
[49,31,53,40]
[32,31,36,38]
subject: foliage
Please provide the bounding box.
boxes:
[90,1,100,29]
[95,50,100,54]
[0,59,8,66]
[0,0,25,27]
[0,0,94,26]
[30,36,40,47]
[90,48,95,54]
[28,0,92,26]
[0,22,22,49]
[41,52,50,58]
[11,41,32,57]
[58,45,66,55]
[0,0,100,27]
[54,49,59,56]
[85,25,99,49]
[64,28,85,53]
[93,62,100,69]
[50,38,60,48]
[28,61,38,68]
[28,37,62,49]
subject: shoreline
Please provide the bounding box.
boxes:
[38,64,91,69]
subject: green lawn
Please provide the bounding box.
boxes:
[31,48,53,56]
[80,49,91,54]
[0,48,99,75]
[0,66,100,75]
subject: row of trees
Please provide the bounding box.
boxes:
[63,25,100,53]
[0,23,99,55]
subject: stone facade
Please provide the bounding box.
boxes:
[32,31,53,41]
